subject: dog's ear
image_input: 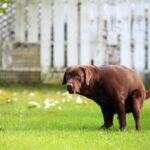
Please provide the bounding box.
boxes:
[81,66,92,86]
[62,70,67,85]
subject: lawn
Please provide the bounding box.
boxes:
[0,83,150,150]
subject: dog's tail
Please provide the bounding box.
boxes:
[145,90,150,100]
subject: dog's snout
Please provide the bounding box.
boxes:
[67,83,73,88]
[66,83,74,93]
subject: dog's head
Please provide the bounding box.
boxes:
[62,65,92,94]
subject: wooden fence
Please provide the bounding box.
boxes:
[0,0,150,82]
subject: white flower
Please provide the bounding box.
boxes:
[58,106,62,110]
[5,99,14,104]
[67,94,72,99]
[62,99,66,103]
[44,99,51,109]
[54,100,59,104]
[13,97,18,101]
[44,98,50,103]
[76,96,83,104]
[29,92,35,97]
[44,99,58,109]
[13,92,18,96]
[28,101,40,108]
[62,91,70,97]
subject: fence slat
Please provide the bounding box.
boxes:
[120,2,132,68]
[148,3,150,72]
[94,0,105,65]
[133,1,145,74]
[89,0,99,65]
[67,0,78,66]
[27,0,39,43]
[54,0,65,68]
[107,3,118,45]
[15,0,25,42]
[40,0,51,74]
[80,0,91,65]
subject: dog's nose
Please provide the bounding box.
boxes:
[67,83,74,93]
[67,83,73,88]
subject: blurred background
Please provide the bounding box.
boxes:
[0,0,150,83]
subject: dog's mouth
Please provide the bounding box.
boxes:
[67,89,75,94]
[67,86,80,94]
[67,86,74,94]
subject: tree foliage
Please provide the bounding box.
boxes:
[0,0,10,15]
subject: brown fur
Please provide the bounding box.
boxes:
[62,65,150,130]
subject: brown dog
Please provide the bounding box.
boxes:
[62,65,150,130]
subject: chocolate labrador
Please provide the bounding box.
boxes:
[62,65,150,130]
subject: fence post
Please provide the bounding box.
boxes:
[28,0,39,43]
[40,0,51,81]
[80,0,91,65]
[15,0,25,42]
[1,42,13,69]
[67,0,78,66]
[133,1,145,75]
[120,2,132,68]
[54,0,65,68]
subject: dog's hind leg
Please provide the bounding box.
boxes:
[131,90,144,130]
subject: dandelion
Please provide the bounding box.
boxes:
[28,101,40,108]
[13,92,18,96]
[62,99,66,103]
[44,99,57,109]
[44,98,51,103]
[29,92,35,97]
[54,100,59,104]
[13,97,18,101]
[76,96,83,104]
[44,99,51,109]
[58,106,62,110]
[5,99,14,104]
[67,94,72,99]
[62,91,70,97]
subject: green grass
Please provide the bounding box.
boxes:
[0,83,150,150]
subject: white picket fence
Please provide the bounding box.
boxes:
[0,0,150,80]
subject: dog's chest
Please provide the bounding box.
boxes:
[82,85,114,105]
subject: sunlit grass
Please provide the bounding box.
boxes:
[0,83,150,150]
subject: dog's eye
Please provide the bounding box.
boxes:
[66,74,71,79]
[75,76,81,81]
